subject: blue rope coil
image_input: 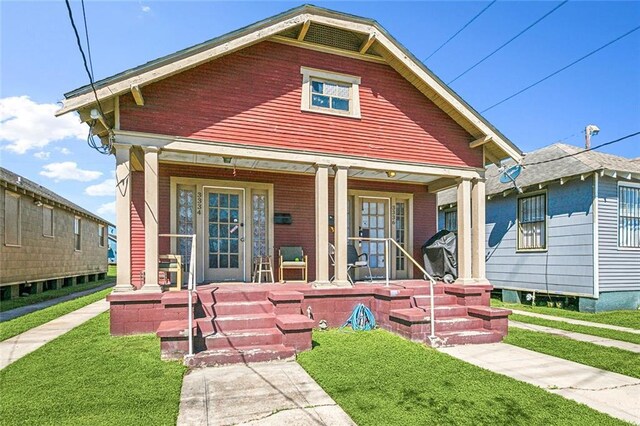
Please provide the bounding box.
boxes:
[341,303,376,331]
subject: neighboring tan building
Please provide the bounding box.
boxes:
[0,167,111,300]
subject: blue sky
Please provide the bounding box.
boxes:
[1,1,639,223]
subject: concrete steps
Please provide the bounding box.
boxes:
[186,344,296,367]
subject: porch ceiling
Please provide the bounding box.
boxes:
[160,150,441,184]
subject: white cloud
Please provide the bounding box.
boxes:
[0,96,86,154]
[40,162,102,182]
[85,178,116,196]
[97,201,116,216]
[34,151,51,159]
[57,147,72,155]
[141,5,151,12]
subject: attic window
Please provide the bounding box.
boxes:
[300,67,361,118]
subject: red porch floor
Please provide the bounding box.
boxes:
[108,280,511,367]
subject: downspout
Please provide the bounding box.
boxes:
[593,173,599,299]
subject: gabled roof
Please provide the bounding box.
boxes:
[438,143,640,206]
[57,4,521,164]
[0,167,112,226]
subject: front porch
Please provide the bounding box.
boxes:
[107,279,510,365]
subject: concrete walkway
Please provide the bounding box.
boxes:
[440,343,640,425]
[0,281,114,322]
[178,361,355,426]
[511,309,640,335]
[0,299,109,370]
[510,320,640,353]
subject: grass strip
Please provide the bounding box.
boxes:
[0,265,116,312]
[505,327,640,379]
[0,287,112,342]
[492,299,639,330]
[0,312,186,425]
[297,329,625,426]
[510,313,640,346]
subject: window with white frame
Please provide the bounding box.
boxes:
[518,193,546,250]
[444,210,457,232]
[43,205,54,237]
[98,224,105,247]
[619,184,640,248]
[4,191,21,246]
[300,67,361,118]
[74,217,82,251]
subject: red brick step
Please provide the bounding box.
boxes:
[186,344,296,367]
[205,328,283,350]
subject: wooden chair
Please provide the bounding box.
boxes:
[279,246,307,283]
[253,255,275,283]
[159,254,183,291]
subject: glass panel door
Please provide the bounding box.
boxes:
[205,188,244,281]
[357,197,389,280]
[395,200,409,279]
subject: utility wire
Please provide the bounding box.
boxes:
[482,24,640,113]
[524,131,640,166]
[80,0,95,81]
[64,0,111,154]
[424,0,497,62]
[449,1,568,84]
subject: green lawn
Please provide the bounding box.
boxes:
[510,313,640,346]
[297,329,626,426]
[0,312,186,425]
[505,327,640,379]
[0,287,113,342]
[0,265,116,312]
[492,299,640,329]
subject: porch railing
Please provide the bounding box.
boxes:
[159,233,197,357]
[347,237,438,344]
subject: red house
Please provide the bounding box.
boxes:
[58,5,522,365]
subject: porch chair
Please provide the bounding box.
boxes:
[347,244,372,285]
[279,246,307,283]
[158,254,183,291]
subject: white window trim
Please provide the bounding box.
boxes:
[43,205,54,238]
[300,66,361,119]
[4,191,21,247]
[617,181,640,251]
[74,216,82,252]
[516,190,548,252]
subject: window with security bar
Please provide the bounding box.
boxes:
[518,193,546,250]
[619,185,640,248]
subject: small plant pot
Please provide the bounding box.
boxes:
[555,301,564,309]
[547,301,555,308]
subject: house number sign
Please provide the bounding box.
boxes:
[196,192,203,215]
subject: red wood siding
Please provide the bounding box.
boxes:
[130,171,145,288]
[155,164,436,282]
[120,41,482,168]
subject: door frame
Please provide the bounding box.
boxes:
[348,189,414,280]
[170,176,274,283]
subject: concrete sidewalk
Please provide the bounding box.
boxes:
[511,309,640,335]
[0,281,114,323]
[0,299,109,370]
[178,361,355,426]
[510,320,640,353]
[440,343,640,425]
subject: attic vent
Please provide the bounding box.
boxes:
[305,23,364,52]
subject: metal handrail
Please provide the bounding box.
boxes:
[346,236,438,343]
[159,233,197,357]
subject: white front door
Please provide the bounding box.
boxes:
[356,197,390,280]
[204,188,245,281]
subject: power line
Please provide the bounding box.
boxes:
[482,24,640,113]
[524,131,640,166]
[63,0,111,155]
[449,1,568,84]
[424,0,497,62]
[80,0,95,81]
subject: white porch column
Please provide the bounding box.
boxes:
[472,178,488,284]
[113,144,133,292]
[314,164,330,286]
[141,146,161,292]
[333,166,350,286]
[456,178,474,284]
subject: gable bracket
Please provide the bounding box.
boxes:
[298,20,311,41]
[359,33,376,54]
[130,84,145,106]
